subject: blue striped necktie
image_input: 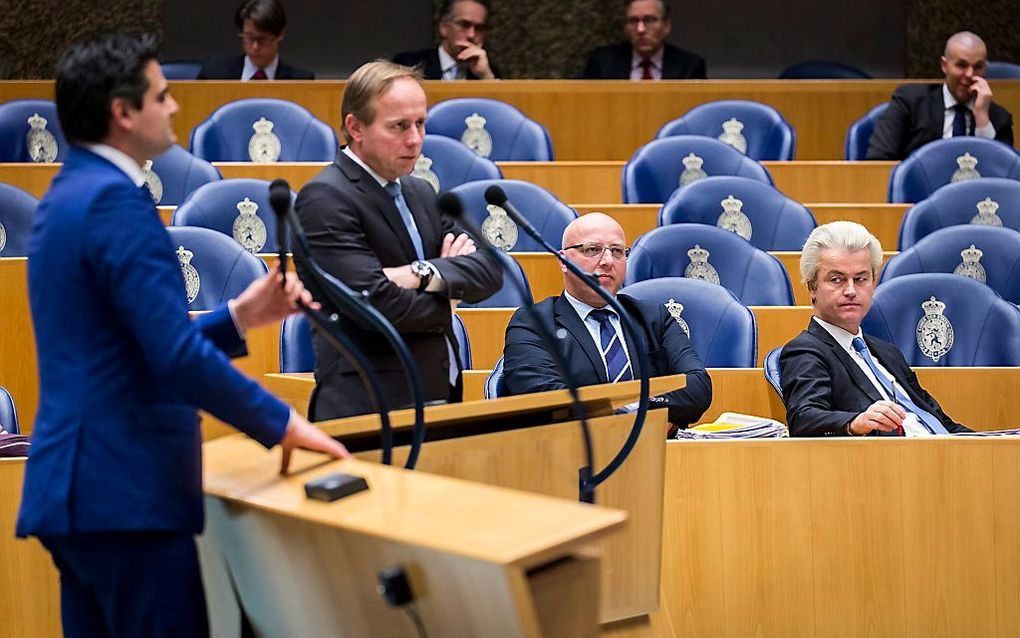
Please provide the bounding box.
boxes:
[851,337,949,435]
[589,308,633,383]
[384,181,424,260]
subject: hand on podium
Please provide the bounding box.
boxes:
[280,409,351,474]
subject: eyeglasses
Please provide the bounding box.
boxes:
[238,32,278,46]
[625,16,663,27]
[448,18,487,32]
[564,243,630,260]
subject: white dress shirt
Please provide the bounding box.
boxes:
[630,48,664,80]
[941,83,996,140]
[563,291,631,379]
[242,55,279,81]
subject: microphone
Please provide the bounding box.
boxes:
[268,178,291,279]
[482,185,651,492]
[438,192,597,503]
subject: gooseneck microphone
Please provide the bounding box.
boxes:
[483,185,651,492]
[269,179,427,469]
[438,192,596,503]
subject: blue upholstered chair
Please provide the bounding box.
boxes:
[160,61,202,80]
[0,183,38,257]
[888,137,1020,203]
[189,98,337,162]
[426,98,554,161]
[171,178,294,253]
[655,100,796,161]
[484,356,506,399]
[0,99,68,162]
[986,61,1020,79]
[620,277,757,367]
[164,226,269,311]
[280,313,472,373]
[625,224,795,305]
[459,256,533,308]
[897,177,1020,249]
[623,136,774,204]
[658,176,816,250]
[880,225,1020,304]
[844,103,890,160]
[143,144,221,206]
[412,134,502,194]
[762,347,783,399]
[447,179,577,252]
[862,273,1020,366]
[0,386,19,434]
[778,61,871,79]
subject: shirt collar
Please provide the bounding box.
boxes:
[812,316,864,353]
[437,46,459,78]
[82,143,146,187]
[564,290,615,322]
[342,146,396,189]
[631,47,664,72]
[942,83,975,110]
[243,54,279,80]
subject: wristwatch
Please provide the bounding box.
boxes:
[410,260,433,292]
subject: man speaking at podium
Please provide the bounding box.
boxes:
[17,34,347,636]
[502,213,712,432]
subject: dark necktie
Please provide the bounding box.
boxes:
[640,58,654,81]
[383,181,424,260]
[252,68,268,80]
[851,337,949,435]
[952,104,970,137]
[589,309,633,383]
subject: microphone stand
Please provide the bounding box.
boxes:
[440,194,597,503]
[485,187,651,492]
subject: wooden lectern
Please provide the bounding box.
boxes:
[200,438,625,636]
[263,374,685,629]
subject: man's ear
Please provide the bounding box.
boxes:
[344,114,363,144]
[108,97,134,133]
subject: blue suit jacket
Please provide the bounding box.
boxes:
[502,293,712,427]
[17,147,290,537]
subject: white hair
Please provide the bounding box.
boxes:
[800,221,883,288]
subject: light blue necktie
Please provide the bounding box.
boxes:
[589,309,633,383]
[384,181,424,260]
[851,337,949,435]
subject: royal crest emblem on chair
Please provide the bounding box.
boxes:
[26,113,58,163]
[717,117,748,154]
[141,159,164,204]
[951,152,981,182]
[412,154,441,193]
[176,245,201,304]
[684,244,720,284]
[248,117,282,163]
[481,203,518,251]
[232,197,267,253]
[916,296,954,362]
[953,244,987,283]
[461,112,493,158]
[716,194,752,240]
[663,298,691,337]
[969,197,1003,226]
[679,153,708,187]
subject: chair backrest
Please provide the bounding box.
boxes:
[897,177,1020,249]
[778,61,871,79]
[447,179,577,252]
[655,100,796,161]
[0,99,68,163]
[862,273,1020,366]
[620,277,757,367]
[986,61,1020,79]
[189,98,338,162]
[412,134,502,194]
[0,182,39,257]
[280,313,472,372]
[888,137,1020,203]
[485,356,506,399]
[171,178,294,253]
[0,386,19,434]
[161,61,203,80]
[625,223,795,305]
[659,175,816,250]
[763,347,783,398]
[459,253,534,308]
[623,136,774,204]
[143,144,222,206]
[426,98,554,161]
[164,226,269,311]
[880,225,1020,304]
[844,102,890,161]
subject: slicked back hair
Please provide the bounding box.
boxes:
[341,60,423,142]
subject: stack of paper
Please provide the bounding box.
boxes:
[676,412,788,440]
[954,428,1020,437]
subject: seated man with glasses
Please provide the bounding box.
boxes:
[393,0,499,80]
[502,212,712,433]
[582,0,706,80]
[198,0,314,80]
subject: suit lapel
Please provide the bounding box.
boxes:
[554,294,609,383]
[807,320,883,404]
[927,85,946,140]
[335,152,418,262]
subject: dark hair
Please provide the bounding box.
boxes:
[55,34,157,145]
[235,0,287,36]
[625,0,671,19]
[439,0,489,21]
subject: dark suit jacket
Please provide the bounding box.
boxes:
[17,147,289,538]
[582,42,707,79]
[866,83,1014,160]
[503,293,712,427]
[294,151,501,420]
[196,54,315,80]
[391,47,501,80]
[779,320,970,437]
